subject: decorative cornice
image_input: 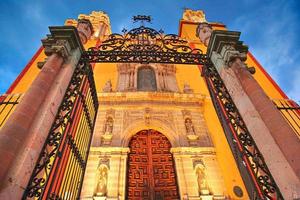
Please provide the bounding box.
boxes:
[171,147,216,155]
[41,26,84,60]
[89,147,130,155]
[207,30,248,60]
[206,30,249,72]
[97,92,205,107]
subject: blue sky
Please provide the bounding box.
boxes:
[0,0,299,101]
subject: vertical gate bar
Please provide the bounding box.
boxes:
[77,64,99,199]
[51,75,88,196]
[44,67,84,200]
[23,58,98,200]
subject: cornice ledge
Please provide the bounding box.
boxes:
[97,92,206,104]
[170,147,216,155]
[89,147,130,155]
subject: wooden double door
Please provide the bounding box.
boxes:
[126,130,180,200]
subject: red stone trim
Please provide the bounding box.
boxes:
[248,52,288,99]
[6,46,44,94]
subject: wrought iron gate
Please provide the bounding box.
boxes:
[127,130,180,200]
[22,21,284,199]
[23,61,98,200]
[81,24,283,199]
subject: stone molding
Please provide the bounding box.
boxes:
[89,147,130,155]
[97,92,205,107]
[171,147,216,155]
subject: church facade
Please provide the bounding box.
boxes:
[0,9,300,200]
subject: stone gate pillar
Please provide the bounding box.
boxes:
[0,20,92,199]
[206,30,300,199]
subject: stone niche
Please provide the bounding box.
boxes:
[116,63,179,92]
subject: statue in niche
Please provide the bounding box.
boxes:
[196,164,210,195]
[183,82,194,93]
[102,80,112,92]
[94,165,108,196]
[185,118,195,134]
[104,117,113,134]
[196,22,213,47]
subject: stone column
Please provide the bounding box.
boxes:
[206,30,300,199]
[0,21,92,198]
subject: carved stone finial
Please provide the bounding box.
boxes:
[196,22,213,47]
[77,19,94,44]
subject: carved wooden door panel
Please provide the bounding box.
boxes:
[127,130,180,200]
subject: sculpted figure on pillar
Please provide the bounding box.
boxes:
[196,22,213,46]
[77,19,94,44]
[94,165,108,196]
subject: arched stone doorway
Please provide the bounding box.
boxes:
[126,129,180,200]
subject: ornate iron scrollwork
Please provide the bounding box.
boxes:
[23,60,98,200]
[22,22,284,200]
[203,61,283,199]
[81,25,206,64]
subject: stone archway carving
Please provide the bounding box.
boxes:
[121,118,179,148]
